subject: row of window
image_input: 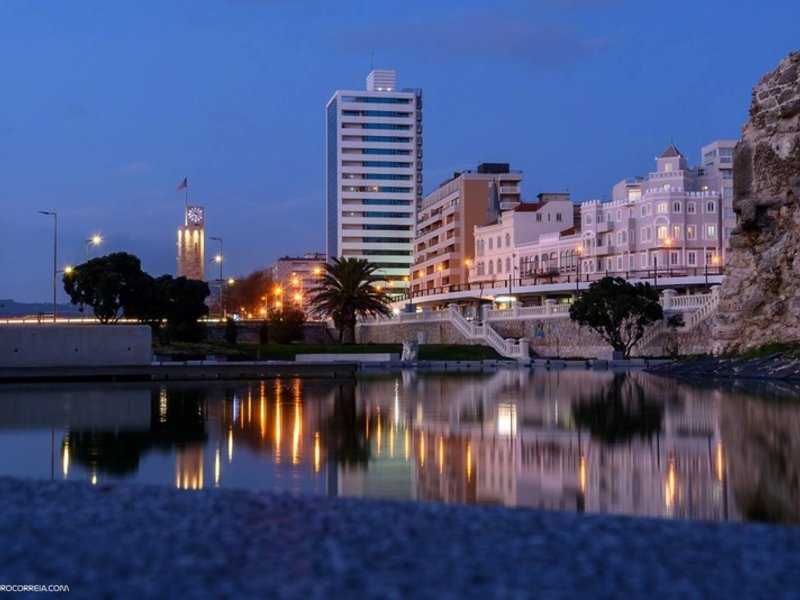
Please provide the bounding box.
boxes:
[341,109,413,118]
[476,233,512,256]
[584,200,718,225]
[342,186,412,193]
[341,96,412,104]
[475,249,721,278]
[592,223,720,246]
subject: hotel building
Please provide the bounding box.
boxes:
[472,141,735,290]
[326,69,423,297]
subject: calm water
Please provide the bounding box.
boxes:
[1,369,798,524]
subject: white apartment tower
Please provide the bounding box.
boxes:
[326,69,423,296]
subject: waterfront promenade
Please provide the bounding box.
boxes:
[0,477,797,598]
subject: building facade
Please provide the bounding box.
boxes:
[581,142,733,277]
[269,252,326,314]
[471,193,574,285]
[470,142,733,290]
[326,69,423,297]
[413,163,522,295]
[177,205,205,281]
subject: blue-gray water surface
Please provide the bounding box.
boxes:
[0,368,797,525]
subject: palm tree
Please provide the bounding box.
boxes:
[308,257,391,343]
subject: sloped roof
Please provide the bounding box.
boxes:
[559,226,580,236]
[659,143,684,158]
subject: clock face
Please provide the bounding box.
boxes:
[187,206,204,225]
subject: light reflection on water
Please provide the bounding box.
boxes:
[0,369,798,524]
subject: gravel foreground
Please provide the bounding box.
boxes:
[0,478,798,599]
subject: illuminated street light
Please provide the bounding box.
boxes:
[84,234,103,261]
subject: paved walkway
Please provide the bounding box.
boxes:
[0,477,798,598]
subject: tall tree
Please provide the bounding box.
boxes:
[221,268,274,318]
[569,276,663,358]
[62,252,147,323]
[307,257,391,343]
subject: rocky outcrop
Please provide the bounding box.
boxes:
[716,51,800,352]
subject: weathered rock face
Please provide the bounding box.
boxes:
[716,51,800,352]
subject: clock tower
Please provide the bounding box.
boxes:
[177,205,205,280]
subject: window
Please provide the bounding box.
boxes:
[687,251,697,266]
[656,202,668,214]
[617,257,623,270]
[606,212,612,223]
[640,227,651,242]
[497,236,501,248]
[723,170,733,180]
[670,251,680,266]
[488,261,494,275]
[618,230,627,244]
[536,214,542,222]
[723,188,733,199]
[597,213,604,223]
[505,257,511,272]
[672,202,681,213]
[671,225,681,239]
[687,225,697,240]
[687,202,696,214]
[585,214,593,225]
[496,259,502,274]
[556,213,562,222]
[505,233,511,247]
[628,189,642,201]
[489,238,493,250]
[706,201,716,213]
[640,205,647,217]
[706,224,717,239]
[640,253,647,268]
[616,210,621,221]
[656,225,668,240]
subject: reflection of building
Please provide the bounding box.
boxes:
[177,205,205,280]
[176,444,204,490]
[352,370,738,521]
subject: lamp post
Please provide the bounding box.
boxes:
[208,236,223,318]
[84,234,103,262]
[38,210,57,322]
[208,236,223,281]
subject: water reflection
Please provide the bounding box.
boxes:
[0,371,799,524]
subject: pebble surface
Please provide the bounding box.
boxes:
[0,477,798,598]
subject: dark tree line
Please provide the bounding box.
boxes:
[62,252,209,342]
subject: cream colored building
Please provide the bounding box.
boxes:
[472,193,574,285]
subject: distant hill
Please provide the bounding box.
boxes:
[0,299,84,318]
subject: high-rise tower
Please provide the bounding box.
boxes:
[326,69,422,296]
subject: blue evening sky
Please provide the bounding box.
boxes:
[1,0,798,302]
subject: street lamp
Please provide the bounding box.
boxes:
[208,236,223,281]
[38,210,57,322]
[84,234,103,262]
